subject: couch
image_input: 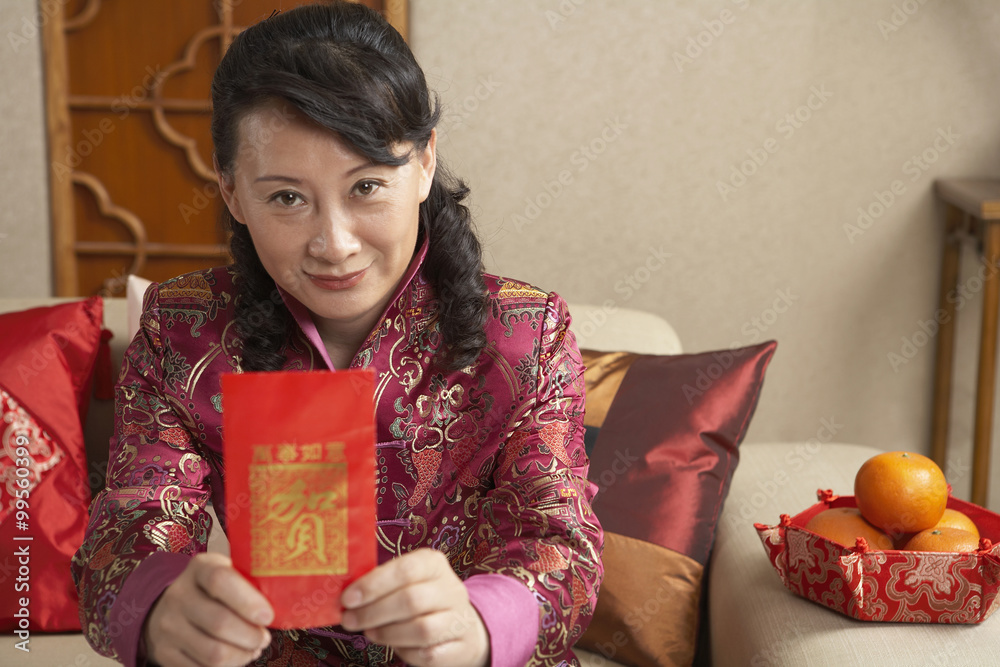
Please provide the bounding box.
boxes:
[4,295,999,667]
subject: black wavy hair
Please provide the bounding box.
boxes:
[211,1,487,371]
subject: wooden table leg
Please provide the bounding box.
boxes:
[931,205,963,469]
[972,221,1000,506]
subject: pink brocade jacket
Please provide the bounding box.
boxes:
[71,243,603,667]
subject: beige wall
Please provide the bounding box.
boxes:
[0,0,51,297]
[412,0,1000,507]
[3,1,1000,506]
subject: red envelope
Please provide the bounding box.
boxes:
[222,370,376,629]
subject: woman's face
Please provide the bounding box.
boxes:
[218,103,436,346]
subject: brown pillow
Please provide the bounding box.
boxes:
[578,342,777,666]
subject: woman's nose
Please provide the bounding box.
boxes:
[307,209,361,262]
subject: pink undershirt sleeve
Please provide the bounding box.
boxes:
[464,573,540,667]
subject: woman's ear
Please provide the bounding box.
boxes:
[214,154,245,224]
[416,129,437,203]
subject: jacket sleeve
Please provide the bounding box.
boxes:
[464,292,604,666]
[70,282,213,667]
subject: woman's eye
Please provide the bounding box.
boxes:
[353,180,380,197]
[271,192,303,207]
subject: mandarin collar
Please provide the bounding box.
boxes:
[277,235,431,370]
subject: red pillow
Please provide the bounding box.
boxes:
[0,297,106,632]
[578,341,777,666]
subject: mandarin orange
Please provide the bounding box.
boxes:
[903,527,980,553]
[854,451,947,537]
[932,508,980,539]
[804,507,894,550]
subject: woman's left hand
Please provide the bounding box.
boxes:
[339,548,490,667]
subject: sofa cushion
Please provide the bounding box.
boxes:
[126,274,152,341]
[0,297,107,631]
[577,342,777,666]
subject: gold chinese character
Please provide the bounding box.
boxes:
[249,463,347,576]
[277,443,298,464]
[284,514,328,563]
[301,443,324,462]
[325,442,346,462]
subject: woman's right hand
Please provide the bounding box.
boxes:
[143,552,274,667]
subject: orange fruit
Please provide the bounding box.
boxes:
[891,507,978,549]
[854,451,947,537]
[903,527,980,553]
[932,508,980,539]
[805,507,894,550]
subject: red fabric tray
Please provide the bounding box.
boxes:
[755,491,1000,623]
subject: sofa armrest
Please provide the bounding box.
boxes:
[709,442,1000,666]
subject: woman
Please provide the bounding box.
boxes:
[71,3,602,666]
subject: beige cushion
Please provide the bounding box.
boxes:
[711,442,1000,666]
[577,647,622,666]
[14,634,119,666]
[126,274,153,341]
[567,302,681,355]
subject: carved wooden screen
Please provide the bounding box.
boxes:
[42,0,407,297]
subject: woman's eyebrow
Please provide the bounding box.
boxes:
[254,175,302,184]
[253,163,388,185]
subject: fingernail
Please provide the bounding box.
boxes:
[342,588,362,608]
[255,609,273,625]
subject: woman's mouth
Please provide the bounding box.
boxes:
[307,268,367,291]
